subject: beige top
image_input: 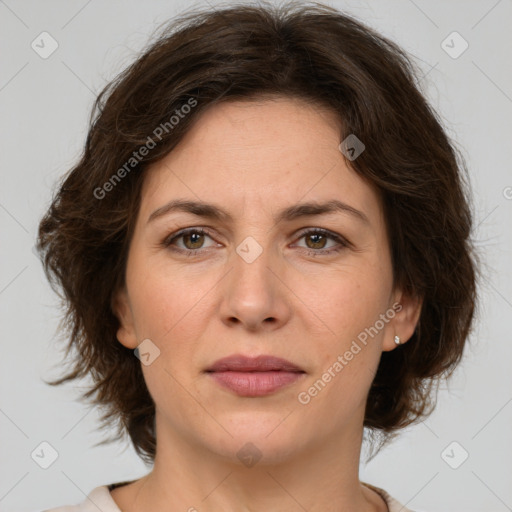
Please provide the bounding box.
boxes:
[43,481,414,512]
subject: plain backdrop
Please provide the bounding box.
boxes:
[1,1,511,511]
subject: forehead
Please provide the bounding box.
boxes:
[138,97,383,227]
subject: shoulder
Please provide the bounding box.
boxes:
[361,481,415,512]
[43,481,415,512]
[43,485,121,512]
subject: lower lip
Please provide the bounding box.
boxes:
[208,371,305,397]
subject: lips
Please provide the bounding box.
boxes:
[205,354,304,373]
[205,355,305,397]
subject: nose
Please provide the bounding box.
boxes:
[219,239,292,332]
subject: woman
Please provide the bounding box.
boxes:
[37,2,477,511]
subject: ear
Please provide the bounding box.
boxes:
[111,286,138,349]
[382,287,423,352]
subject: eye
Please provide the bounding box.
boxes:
[162,228,218,254]
[293,228,348,256]
[161,227,349,257]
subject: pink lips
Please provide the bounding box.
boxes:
[205,355,305,397]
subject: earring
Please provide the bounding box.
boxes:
[394,335,401,345]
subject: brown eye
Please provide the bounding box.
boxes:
[304,232,328,250]
[182,231,206,250]
[294,228,348,256]
[163,228,218,253]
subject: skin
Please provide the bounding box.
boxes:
[112,96,422,512]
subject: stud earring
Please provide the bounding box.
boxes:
[394,335,401,345]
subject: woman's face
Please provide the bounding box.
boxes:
[114,97,421,464]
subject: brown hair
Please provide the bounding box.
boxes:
[36,1,479,464]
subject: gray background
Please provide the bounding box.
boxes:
[1,1,511,511]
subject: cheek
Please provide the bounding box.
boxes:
[307,264,390,339]
[301,263,391,391]
[127,253,217,340]
[296,282,387,419]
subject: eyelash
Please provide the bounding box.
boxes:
[161,227,348,257]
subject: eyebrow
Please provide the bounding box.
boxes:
[147,198,370,226]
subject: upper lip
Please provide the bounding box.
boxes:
[205,354,305,373]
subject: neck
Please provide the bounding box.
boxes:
[116,409,385,512]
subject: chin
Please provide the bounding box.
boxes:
[199,413,310,467]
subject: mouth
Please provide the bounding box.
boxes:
[205,354,306,397]
[205,354,304,373]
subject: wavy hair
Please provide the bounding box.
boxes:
[36,1,479,464]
